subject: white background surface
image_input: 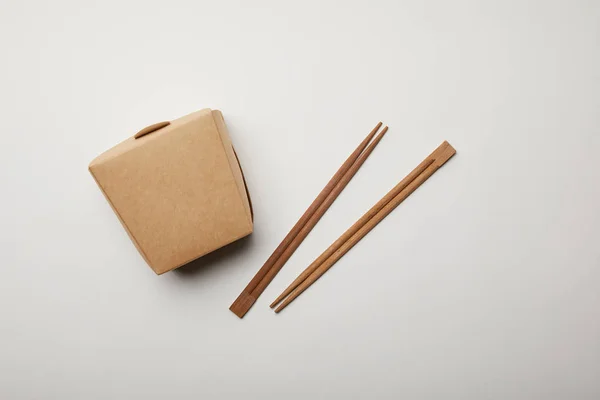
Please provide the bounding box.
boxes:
[1,1,599,399]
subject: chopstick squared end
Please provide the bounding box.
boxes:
[229,292,256,318]
[433,141,456,167]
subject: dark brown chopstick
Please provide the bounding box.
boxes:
[230,123,387,318]
[255,126,388,302]
[273,141,456,313]
[270,156,434,309]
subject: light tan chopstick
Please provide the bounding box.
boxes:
[273,141,456,313]
[270,155,434,308]
[230,122,386,318]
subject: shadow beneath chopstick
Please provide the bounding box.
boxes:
[173,234,255,280]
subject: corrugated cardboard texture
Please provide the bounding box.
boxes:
[89,109,253,274]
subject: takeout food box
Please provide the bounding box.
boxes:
[89,109,253,274]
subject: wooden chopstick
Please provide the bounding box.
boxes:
[253,126,388,301]
[273,141,456,313]
[270,155,434,308]
[230,122,386,318]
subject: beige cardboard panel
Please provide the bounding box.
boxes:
[212,110,253,224]
[89,168,153,267]
[90,109,253,274]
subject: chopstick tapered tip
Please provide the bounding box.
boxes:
[270,291,289,308]
[368,122,383,137]
[274,293,297,313]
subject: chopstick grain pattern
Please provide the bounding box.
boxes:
[274,141,456,313]
[254,126,388,300]
[271,150,432,308]
[229,122,384,318]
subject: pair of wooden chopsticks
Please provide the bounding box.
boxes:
[270,140,456,313]
[230,122,389,318]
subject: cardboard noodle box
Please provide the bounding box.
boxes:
[89,109,253,274]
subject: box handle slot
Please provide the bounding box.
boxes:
[134,121,170,139]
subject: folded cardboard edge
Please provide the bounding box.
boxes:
[211,110,254,227]
[232,148,254,222]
